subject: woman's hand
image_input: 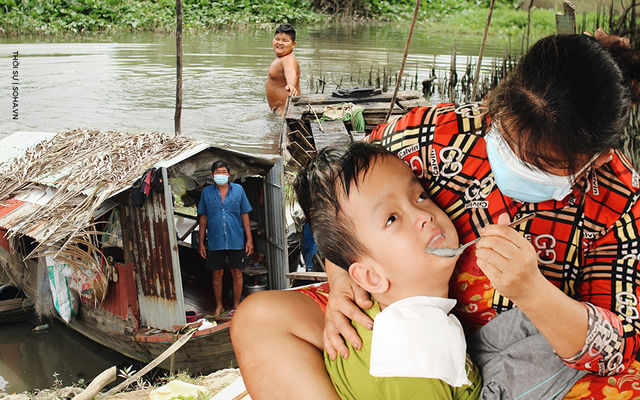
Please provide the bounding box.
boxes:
[475,213,589,357]
[474,213,548,307]
[324,260,374,361]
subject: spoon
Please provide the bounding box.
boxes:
[424,213,536,258]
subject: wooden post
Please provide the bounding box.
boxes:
[384,0,421,124]
[104,328,197,397]
[556,1,577,34]
[175,0,183,136]
[471,0,495,102]
[526,0,534,49]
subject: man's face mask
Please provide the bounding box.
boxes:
[214,174,229,186]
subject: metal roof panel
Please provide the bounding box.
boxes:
[0,132,57,165]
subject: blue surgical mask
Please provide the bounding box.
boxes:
[214,174,229,186]
[485,125,598,203]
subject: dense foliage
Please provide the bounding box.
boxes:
[0,0,558,35]
[0,0,324,34]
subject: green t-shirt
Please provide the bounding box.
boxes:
[324,300,482,400]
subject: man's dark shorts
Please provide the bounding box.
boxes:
[206,249,245,271]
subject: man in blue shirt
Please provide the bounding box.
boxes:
[198,160,254,316]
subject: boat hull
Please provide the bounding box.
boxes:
[0,242,236,374]
[68,304,236,373]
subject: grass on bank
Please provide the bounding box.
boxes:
[0,0,601,39]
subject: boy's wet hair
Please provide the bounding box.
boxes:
[211,160,230,174]
[275,24,296,42]
[294,142,392,271]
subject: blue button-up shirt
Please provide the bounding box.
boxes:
[197,182,252,251]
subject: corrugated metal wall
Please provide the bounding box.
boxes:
[127,168,186,330]
[264,159,287,290]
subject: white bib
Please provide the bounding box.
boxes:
[369,296,471,387]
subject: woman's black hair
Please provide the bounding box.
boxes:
[488,34,637,174]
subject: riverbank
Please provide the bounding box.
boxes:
[1,368,245,400]
[0,0,597,38]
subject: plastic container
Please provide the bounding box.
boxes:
[34,324,49,331]
[185,311,196,323]
[244,282,267,294]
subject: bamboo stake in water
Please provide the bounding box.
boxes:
[471,0,495,102]
[384,0,421,124]
[175,0,183,136]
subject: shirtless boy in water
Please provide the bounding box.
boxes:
[266,24,301,116]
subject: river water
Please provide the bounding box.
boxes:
[0,25,513,153]
[0,25,512,392]
[0,318,147,394]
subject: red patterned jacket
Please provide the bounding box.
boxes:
[368,104,640,376]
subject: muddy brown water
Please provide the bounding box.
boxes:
[0,25,513,150]
[0,317,147,394]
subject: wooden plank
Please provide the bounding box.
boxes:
[286,272,328,282]
[0,298,23,312]
[287,141,313,165]
[358,101,402,111]
[311,120,351,149]
[288,119,313,140]
[365,114,407,126]
[284,104,305,120]
[351,131,367,141]
[289,130,315,152]
[398,98,431,109]
[291,91,423,106]
[300,102,404,120]
[556,1,576,34]
[301,104,325,117]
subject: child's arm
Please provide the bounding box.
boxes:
[282,55,299,96]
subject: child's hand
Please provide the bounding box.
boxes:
[285,84,298,97]
[474,213,548,307]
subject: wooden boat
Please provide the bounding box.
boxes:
[0,129,288,373]
[0,284,34,323]
[278,89,430,283]
[280,89,430,168]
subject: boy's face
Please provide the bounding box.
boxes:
[342,155,459,297]
[273,33,295,57]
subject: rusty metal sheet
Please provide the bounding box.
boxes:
[127,167,185,330]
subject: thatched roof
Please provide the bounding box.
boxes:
[0,128,203,263]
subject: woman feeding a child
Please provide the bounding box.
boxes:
[232,30,640,400]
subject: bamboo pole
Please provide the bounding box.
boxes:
[175,0,183,136]
[104,328,197,397]
[471,0,495,102]
[384,0,421,124]
[526,0,534,49]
